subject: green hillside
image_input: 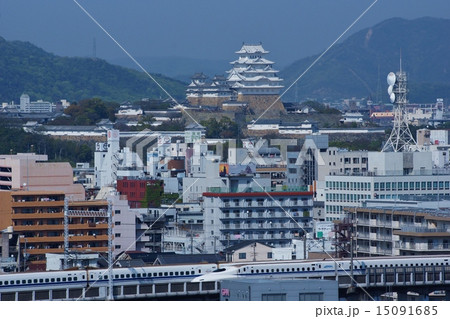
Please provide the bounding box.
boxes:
[0,37,186,103]
[281,17,450,103]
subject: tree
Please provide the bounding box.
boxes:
[201,116,239,139]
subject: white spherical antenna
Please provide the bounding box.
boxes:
[390,92,396,103]
[387,72,396,86]
[388,85,393,95]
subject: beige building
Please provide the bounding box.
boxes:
[0,153,84,200]
[224,242,274,262]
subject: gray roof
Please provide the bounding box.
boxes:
[224,241,272,253]
[153,254,225,265]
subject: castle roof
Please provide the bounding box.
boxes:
[236,43,268,55]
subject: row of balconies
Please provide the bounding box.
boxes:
[357,233,393,241]
[20,235,109,243]
[356,219,401,228]
[24,246,108,255]
[219,232,298,241]
[221,222,311,230]
[399,242,450,251]
[220,200,311,208]
[356,246,393,255]
[220,211,310,219]
[13,223,109,231]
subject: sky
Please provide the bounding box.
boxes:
[1,0,450,68]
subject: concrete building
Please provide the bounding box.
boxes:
[19,94,53,113]
[202,189,314,253]
[347,206,450,257]
[0,153,85,200]
[324,151,450,221]
[220,278,338,301]
[0,190,109,271]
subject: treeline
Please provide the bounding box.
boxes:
[200,116,239,138]
[50,98,118,126]
[0,120,93,165]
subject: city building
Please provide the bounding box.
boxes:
[0,153,85,199]
[0,190,109,270]
[346,206,450,257]
[223,241,274,262]
[19,94,53,113]
[324,151,450,221]
[202,189,314,253]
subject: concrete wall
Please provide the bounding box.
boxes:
[220,279,338,301]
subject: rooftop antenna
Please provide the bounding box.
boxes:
[382,52,418,152]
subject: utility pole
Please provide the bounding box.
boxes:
[190,222,193,255]
[303,234,307,260]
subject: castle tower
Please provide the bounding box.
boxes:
[226,43,285,118]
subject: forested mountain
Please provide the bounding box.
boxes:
[0,37,186,103]
[280,17,450,103]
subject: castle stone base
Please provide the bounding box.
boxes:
[237,94,286,119]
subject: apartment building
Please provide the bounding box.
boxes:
[0,190,109,270]
[202,189,314,253]
[346,206,450,257]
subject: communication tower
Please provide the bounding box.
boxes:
[382,60,418,152]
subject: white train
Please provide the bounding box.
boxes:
[0,263,218,291]
[192,255,450,282]
[1,255,449,291]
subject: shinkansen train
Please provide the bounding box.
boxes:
[1,255,449,292]
[0,263,218,291]
[192,255,450,282]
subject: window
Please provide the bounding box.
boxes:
[238,253,247,259]
[262,294,286,301]
[299,293,324,301]
[267,252,273,259]
[115,221,121,226]
[114,210,121,215]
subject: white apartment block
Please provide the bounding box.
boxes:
[202,190,314,254]
[324,151,450,221]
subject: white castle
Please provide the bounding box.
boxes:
[227,43,283,95]
[186,43,285,116]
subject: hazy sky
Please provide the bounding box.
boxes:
[1,0,450,67]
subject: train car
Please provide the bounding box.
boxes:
[0,263,218,293]
[192,255,450,282]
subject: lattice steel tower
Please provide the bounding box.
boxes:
[382,62,418,152]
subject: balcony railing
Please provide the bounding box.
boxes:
[206,186,309,194]
[397,227,450,234]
